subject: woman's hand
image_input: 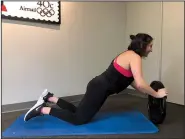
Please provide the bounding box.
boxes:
[155,88,168,98]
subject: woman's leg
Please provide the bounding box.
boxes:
[45,77,110,125]
[48,96,77,113]
[25,76,110,125]
[47,96,59,104]
[41,107,85,125]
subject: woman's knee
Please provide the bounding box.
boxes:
[72,118,88,125]
[72,115,90,125]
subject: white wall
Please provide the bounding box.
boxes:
[125,2,184,105]
[2,2,184,106]
[125,2,163,87]
[2,2,127,105]
[161,2,184,105]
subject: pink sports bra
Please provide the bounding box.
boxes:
[113,57,133,77]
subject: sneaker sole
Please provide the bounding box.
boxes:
[37,89,49,103]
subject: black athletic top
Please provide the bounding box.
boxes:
[100,56,134,94]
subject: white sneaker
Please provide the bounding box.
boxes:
[24,89,53,122]
[24,98,45,121]
[37,89,48,103]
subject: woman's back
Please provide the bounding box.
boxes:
[114,50,136,72]
[99,51,135,94]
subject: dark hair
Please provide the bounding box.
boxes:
[128,33,153,57]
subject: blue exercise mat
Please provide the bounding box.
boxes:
[2,110,158,137]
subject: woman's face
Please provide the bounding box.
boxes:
[144,41,153,57]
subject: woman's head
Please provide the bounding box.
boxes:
[128,33,153,57]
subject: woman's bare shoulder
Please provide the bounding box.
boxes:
[121,50,140,59]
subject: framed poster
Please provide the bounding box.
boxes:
[1,1,61,24]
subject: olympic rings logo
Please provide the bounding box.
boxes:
[36,1,55,17]
[37,7,55,17]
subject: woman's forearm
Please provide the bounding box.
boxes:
[136,80,157,97]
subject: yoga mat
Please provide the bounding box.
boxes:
[2,110,158,137]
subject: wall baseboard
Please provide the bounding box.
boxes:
[2,93,84,113]
[2,88,146,113]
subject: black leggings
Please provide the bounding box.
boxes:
[49,76,112,125]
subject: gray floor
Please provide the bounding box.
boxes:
[2,94,184,139]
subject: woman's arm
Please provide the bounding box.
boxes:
[130,80,141,91]
[129,53,158,97]
[130,80,151,96]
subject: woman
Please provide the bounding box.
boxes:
[24,33,167,125]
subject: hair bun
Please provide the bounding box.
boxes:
[130,35,136,40]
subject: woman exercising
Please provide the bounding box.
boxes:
[24,33,167,125]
